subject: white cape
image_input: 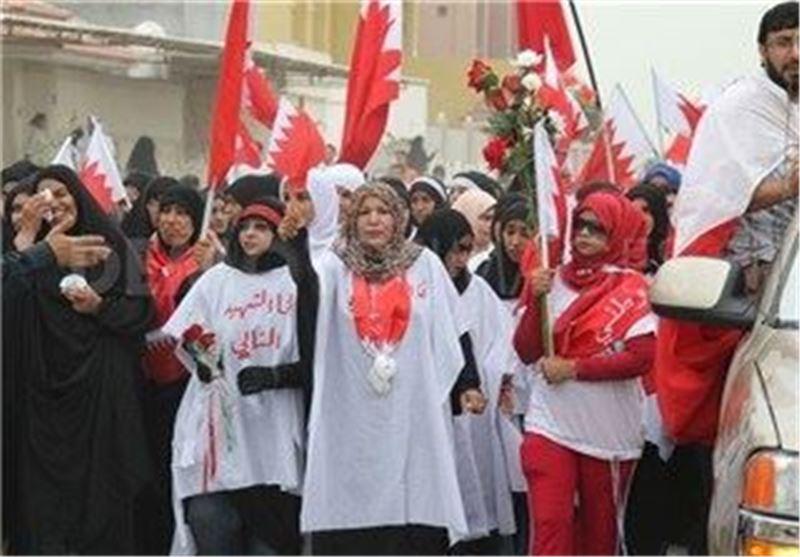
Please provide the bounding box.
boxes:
[452,275,517,539]
[300,249,470,544]
[162,263,305,555]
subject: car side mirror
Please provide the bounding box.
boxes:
[650,256,756,329]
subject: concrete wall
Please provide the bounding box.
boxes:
[2,58,210,176]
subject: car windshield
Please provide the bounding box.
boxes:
[776,240,798,328]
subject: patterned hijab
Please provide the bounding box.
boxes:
[334,181,423,282]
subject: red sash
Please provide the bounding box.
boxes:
[554,271,651,359]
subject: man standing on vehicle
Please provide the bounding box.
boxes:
[652,2,798,553]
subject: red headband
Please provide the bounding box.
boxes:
[238,204,283,228]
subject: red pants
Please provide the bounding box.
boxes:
[521,433,635,556]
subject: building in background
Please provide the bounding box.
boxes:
[2,1,519,180]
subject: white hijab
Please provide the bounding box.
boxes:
[307,164,366,263]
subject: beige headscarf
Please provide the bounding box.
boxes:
[452,188,496,250]
[334,181,423,282]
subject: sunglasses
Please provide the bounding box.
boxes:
[574,217,607,237]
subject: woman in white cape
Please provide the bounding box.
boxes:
[301,181,485,555]
[415,208,517,553]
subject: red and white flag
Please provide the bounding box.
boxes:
[207,0,250,190]
[338,0,402,169]
[517,0,575,72]
[652,70,706,166]
[652,70,704,137]
[655,73,798,445]
[266,97,326,191]
[533,121,567,244]
[537,39,588,161]
[79,122,128,213]
[577,84,657,189]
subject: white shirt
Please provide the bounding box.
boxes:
[524,272,656,461]
[300,249,470,544]
[162,263,305,554]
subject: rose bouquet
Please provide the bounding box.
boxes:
[468,49,596,190]
[468,50,555,188]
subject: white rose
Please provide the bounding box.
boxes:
[515,49,543,68]
[521,72,542,91]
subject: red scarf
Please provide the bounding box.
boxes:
[561,192,648,289]
[554,192,651,358]
[144,238,200,384]
[553,271,650,359]
[350,274,412,348]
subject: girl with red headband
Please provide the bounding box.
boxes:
[162,197,318,555]
[513,191,654,555]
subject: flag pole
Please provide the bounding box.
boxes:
[200,183,215,237]
[567,0,602,109]
[651,67,667,156]
[538,232,555,357]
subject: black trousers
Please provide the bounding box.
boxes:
[184,486,301,555]
[312,524,450,555]
[625,442,713,555]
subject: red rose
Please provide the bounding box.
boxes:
[467,59,492,92]
[502,74,522,95]
[182,324,203,343]
[536,84,559,110]
[486,88,508,111]
[483,137,509,171]
[197,332,216,351]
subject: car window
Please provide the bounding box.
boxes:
[776,240,798,328]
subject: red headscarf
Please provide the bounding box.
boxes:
[561,192,648,289]
[553,192,650,358]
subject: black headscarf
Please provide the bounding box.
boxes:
[415,208,474,293]
[476,193,530,300]
[121,175,179,243]
[2,175,38,253]
[626,182,669,274]
[409,176,447,208]
[225,197,288,273]
[226,173,282,207]
[123,170,154,196]
[2,159,40,192]
[34,165,143,298]
[157,184,204,245]
[379,176,413,238]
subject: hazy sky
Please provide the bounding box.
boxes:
[569,0,775,148]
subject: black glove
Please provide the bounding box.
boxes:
[196,361,213,384]
[238,366,278,395]
[237,364,303,395]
